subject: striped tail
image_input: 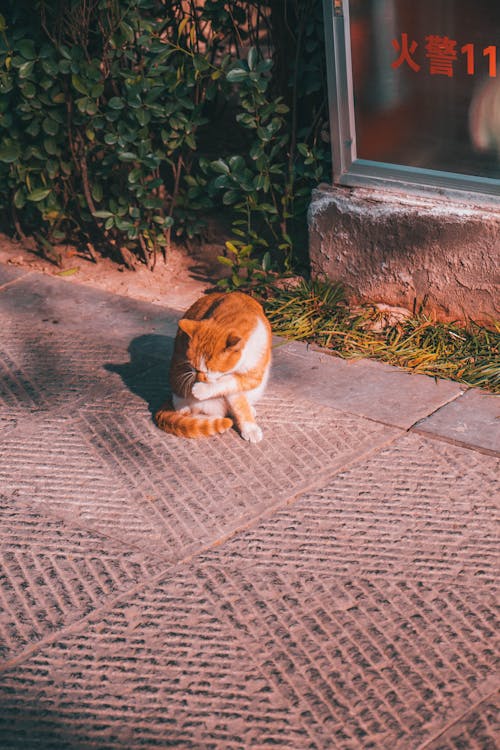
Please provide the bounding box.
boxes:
[155,407,232,438]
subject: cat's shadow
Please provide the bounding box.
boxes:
[105,334,174,421]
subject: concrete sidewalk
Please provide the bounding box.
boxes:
[0,262,498,750]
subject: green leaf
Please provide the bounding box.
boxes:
[90,82,104,98]
[71,74,88,95]
[13,188,25,208]
[120,21,135,43]
[117,151,137,162]
[18,40,37,60]
[0,141,21,163]
[226,68,248,83]
[114,216,134,231]
[42,58,59,77]
[261,251,271,271]
[0,14,6,32]
[42,117,59,136]
[247,47,257,71]
[25,120,40,137]
[91,183,103,203]
[43,137,58,155]
[222,189,240,205]
[228,155,246,172]
[127,167,142,184]
[18,60,35,78]
[58,59,71,74]
[217,255,234,267]
[46,159,59,178]
[21,81,36,98]
[27,187,51,202]
[56,267,79,277]
[136,108,151,126]
[92,210,113,218]
[108,96,125,110]
[210,158,230,175]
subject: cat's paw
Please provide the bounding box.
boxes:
[192,381,213,401]
[240,422,263,443]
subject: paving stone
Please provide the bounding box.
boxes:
[1,353,397,561]
[0,553,496,749]
[0,573,316,750]
[0,332,130,413]
[272,340,465,429]
[413,388,500,455]
[202,432,500,584]
[0,499,164,663]
[0,416,168,552]
[0,319,173,418]
[0,271,178,345]
[76,390,397,556]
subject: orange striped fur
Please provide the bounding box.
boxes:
[155,292,272,441]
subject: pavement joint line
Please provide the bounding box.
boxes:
[410,426,500,458]
[416,683,500,750]
[0,270,34,293]
[4,417,404,572]
[409,386,469,430]
[0,427,403,674]
[273,389,472,443]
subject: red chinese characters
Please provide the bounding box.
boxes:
[425,36,458,77]
[391,33,421,72]
[391,33,497,78]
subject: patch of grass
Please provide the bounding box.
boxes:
[260,280,500,393]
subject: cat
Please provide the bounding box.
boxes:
[155,291,272,442]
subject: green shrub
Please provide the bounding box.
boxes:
[0,1,329,277]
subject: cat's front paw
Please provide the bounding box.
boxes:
[240,422,263,443]
[192,381,213,401]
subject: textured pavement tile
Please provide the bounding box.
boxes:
[413,388,500,455]
[1,353,397,562]
[0,332,133,413]
[272,340,464,429]
[0,273,175,415]
[0,574,316,750]
[0,415,168,552]
[202,433,500,583]
[77,390,398,556]
[0,315,173,416]
[0,499,164,664]
[0,271,178,345]
[0,554,496,749]
[421,692,499,750]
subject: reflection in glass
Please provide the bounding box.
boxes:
[350,0,500,179]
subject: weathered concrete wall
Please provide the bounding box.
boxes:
[308,185,500,324]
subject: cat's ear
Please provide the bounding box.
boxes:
[178,318,198,338]
[225,332,242,350]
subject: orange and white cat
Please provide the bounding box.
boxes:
[155,292,272,442]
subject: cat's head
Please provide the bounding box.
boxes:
[178,318,243,381]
